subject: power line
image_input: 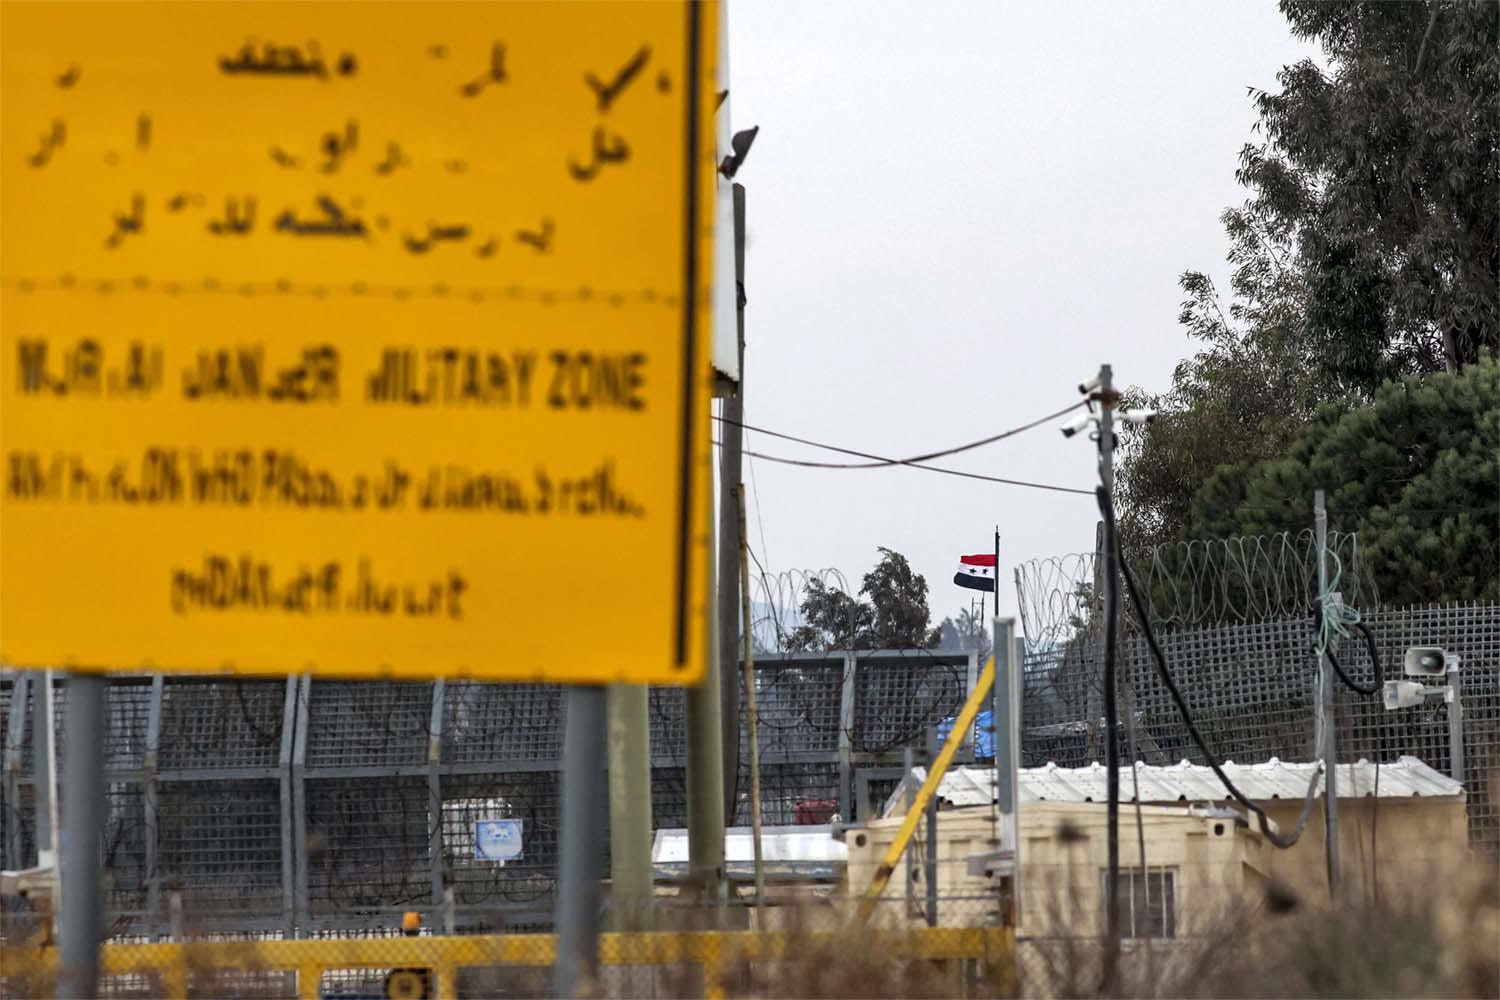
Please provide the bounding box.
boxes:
[746,451,773,573]
[713,441,1093,495]
[712,400,1086,469]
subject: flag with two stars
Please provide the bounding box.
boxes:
[953,553,997,591]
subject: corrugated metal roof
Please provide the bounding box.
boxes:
[883,756,1462,816]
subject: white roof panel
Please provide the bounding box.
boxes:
[885,756,1462,816]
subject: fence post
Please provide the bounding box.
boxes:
[275,676,299,939]
[838,652,858,821]
[291,675,311,937]
[428,679,447,930]
[144,675,163,939]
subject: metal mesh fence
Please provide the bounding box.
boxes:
[2,604,1493,945]
[1022,602,1500,852]
[0,650,979,940]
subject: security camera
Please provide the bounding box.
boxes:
[1122,409,1157,427]
[1383,680,1425,711]
[1404,646,1457,677]
[1061,411,1096,438]
[1078,376,1101,396]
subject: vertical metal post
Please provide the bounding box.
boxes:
[607,683,654,930]
[291,675,311,937]
[1315,489,1340,898]
[1446,662,1464,787]
[33,671,60,872]
[143,675,163,939]
[687,520,726,905]
[924,727,938,927]
[738,488,765,908]
[60,672,106,999]
[715,183,749,825]
[1097,363,1121,982]
[837,653,857,822]
[554,686,608,998]
[278,676,300,937]
[427,679,447,928]
[1008,627,1025,923]
[993,617,1021,924]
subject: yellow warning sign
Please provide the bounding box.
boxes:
[0,2,716,684]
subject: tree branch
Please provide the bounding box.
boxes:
[1412,3,1440,76]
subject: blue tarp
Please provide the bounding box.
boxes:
[937,708,995,760]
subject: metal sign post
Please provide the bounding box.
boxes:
[58,673,106,999]
[554,686,608,998]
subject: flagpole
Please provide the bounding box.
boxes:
[993,526,1000,624]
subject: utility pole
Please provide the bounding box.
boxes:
[1096,363,1121,993]
[1315,489,1340,898]
[59,673,106,1000]
[716,182,748,825]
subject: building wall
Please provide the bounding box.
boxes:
[1260,796,1468,899]
[844,802,1271,936]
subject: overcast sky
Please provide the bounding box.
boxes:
[720,1,1320,636]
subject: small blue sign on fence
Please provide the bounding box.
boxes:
[938,709,996,760]
[475,819,523,862]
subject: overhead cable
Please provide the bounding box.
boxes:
[712,441,1092,495]
[713,400,1086,469]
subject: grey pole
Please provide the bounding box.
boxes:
[686,533,726,907]
[607,684,654,931]
[35,670,62,945]
[554,685,608,998]
[1315,489,1340,898]
[738,488,766,909]
[59,672,107,1000]
[1446,662,1464,787]
[715,183,748,824]
[992,617,1021,924]
[1097,363,1121,985]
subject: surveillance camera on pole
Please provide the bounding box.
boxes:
[1383,645,1465,786]
[1121,409,1157,428]
[1061,411,1096,439]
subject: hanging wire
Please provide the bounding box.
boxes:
[712,400,1086,469]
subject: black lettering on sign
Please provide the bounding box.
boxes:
[171,555,466,620]
[184,346,339,402]
[546,351,646,410]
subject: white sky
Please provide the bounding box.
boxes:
[722,1,1320,633]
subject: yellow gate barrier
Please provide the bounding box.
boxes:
[2,926,1014,999]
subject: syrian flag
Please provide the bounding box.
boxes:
[954,553,997,592]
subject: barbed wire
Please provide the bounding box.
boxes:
[1014,529,1376,646]
[746,565,854,654]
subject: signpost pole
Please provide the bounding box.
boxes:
[607,684,654,930]
[59,672,106,1000]
[555,685,608,998]
[687,530,726,907]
